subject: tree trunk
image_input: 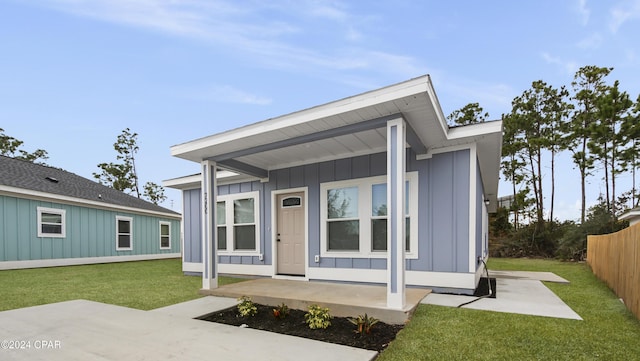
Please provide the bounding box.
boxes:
[550,149,555,223]
[580,138,587,224]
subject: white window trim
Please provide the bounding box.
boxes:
[116,216,133,251]
[159,221,171,250]
[216,191,261,256]
[320,172,419,259]
[37,206,66,238]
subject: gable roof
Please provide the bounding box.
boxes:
[0,155,179,218]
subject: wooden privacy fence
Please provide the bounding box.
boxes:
[587,223,640,321]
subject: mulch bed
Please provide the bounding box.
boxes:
[197,303,404,352]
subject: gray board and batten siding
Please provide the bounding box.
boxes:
[182,148,476,275]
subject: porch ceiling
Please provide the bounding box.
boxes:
[171,76,446,172]
[170,75,503,209]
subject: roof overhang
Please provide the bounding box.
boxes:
[620,208,640,222]
[169,75,503,210]
[0,185,181,219]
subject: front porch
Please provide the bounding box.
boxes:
[200,278,431,324]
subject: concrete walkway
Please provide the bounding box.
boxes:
[422,270,582,320]
[0,299,377,361]
[201,278,431,324]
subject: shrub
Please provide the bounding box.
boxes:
[272,303,289,319]
[304,304,332,329]
[237,296,257,317]
[348,313,380,335]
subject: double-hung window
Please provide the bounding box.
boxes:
[37,207,66,238]
[160,221,171,249]
[371,182,411,252]
[116,216,133,250]
[320,172,418,258]
[216,191,260,255]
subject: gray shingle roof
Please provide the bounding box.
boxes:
[0,155,179,216]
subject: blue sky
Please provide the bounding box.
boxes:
[2,0,639,220]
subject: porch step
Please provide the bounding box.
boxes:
[200,278,431,325]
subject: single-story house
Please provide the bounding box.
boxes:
[165,75,502,308]
[0,155,181,270]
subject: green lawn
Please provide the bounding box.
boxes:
[379,258,640,361]
[1,258,639,360]
[0,258,245,311]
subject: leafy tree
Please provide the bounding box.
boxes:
[621,95,640,208]
[589,80,634,217]
[500,112,529,229]
[94,128,166,204]
[540,84,572,222]
[0,128,49,163]
[143,181,167,205]
[569,66,611,223]
[447,102,489,126]
[510,80,554,229]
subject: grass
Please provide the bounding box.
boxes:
[1,258,639,360]
[378,258,640,361]
[0,258,245,311]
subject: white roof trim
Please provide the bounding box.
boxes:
[171,75,431,157]
[0,185,181,219]
[620,209,640,221]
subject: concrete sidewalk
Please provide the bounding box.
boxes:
[422,270,582,320]
[0,300,377,361]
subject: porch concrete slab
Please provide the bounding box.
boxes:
[201,278,431,324]
[422,277,582,320]
[490,270,570,284]
[150,296,237,318]
[0,300,376,361]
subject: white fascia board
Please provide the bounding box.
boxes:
[425,75,450,136]
[163,174,203,190]
[0,185,181,220]
[163,171,260,190]
[170,76,432,158]
[447,120,503,140]
[620,210,640,221]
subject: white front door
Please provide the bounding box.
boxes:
[276,192,305,276]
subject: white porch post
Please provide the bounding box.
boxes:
[387,118,406,309]
[201,160,218,290]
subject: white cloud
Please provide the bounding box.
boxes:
[189,85,272,105]
[576,0,590,25]
[576,33,603,49]
[32,0,418,85]
[435,76,515,119]
[609,0,640,33]
[308,3,348,21]
[541,52,580,74]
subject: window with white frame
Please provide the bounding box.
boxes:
[216,191,260,254]
[320,172,418,258]
[37,207,66,238]
[160,221,171,249]
[116,216,133,250]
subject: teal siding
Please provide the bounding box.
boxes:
[0,195,180,262]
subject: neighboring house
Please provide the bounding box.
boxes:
[620,208,640,226]
[165,75,503,306]
[0,155,181,270]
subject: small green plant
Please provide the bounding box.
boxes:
[272,303,289,319]
[348,313,380,334]
[237,296,257,317]
[304,304,332,329]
